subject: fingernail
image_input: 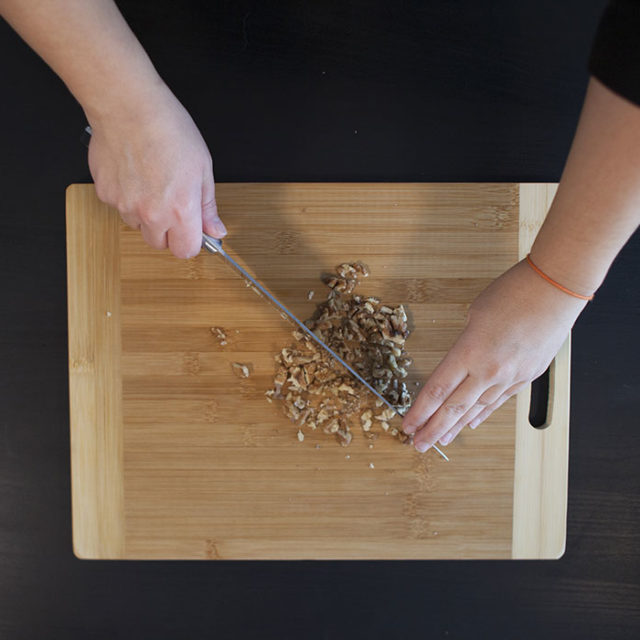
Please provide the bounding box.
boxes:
[440,433,452,445]
[415,441,430,453]
[211,218,227,237]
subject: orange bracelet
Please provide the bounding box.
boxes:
[525,254,594,301]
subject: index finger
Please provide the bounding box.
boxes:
[167,201,203,259]
[402,357,467,434]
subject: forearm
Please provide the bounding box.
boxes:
[531,78,640,297]
[0,0,164,123]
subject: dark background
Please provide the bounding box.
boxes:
[1,0,639,637]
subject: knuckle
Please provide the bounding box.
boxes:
[512,370,534,386]
[174,208,197,226]
[501,363,520,381]
[476,386,500,407]
[170,202,186,218]
[172,193,198,215]
[139,206,161,226]
[425,383,449,402]
[443,402,467,417]
[473,357,509,381]
[482,361,502,380]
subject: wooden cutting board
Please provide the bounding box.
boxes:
[66,183,569,560]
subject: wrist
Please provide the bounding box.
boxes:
[529,204,611,298]
[469,259,587,337]
[82,66,170,129]
[513,259,588,315]
[528,241,603,299]
[525,254,595,301]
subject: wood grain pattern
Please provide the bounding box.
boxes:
[66,185,125,559]
[512,183,570,559]
[66,182,567,559]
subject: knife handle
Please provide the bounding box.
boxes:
[82,124,225,260]
[82,126,225,260]
[202,233,223,254]
[82,125,225,259]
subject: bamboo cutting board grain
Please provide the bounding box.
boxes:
[66,183,569,560]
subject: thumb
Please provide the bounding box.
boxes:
[201,173,227,238]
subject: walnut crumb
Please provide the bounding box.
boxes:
[297,429,304,442]
[375,408,397,422]
[369,462,375,469]
[232,362,251,378]
[211,327,228,348]
[307,290,315,300]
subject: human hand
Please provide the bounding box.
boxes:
[88,83,226,258]
[402,259,587,452]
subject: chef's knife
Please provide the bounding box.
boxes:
[79,127,446,459]
[202,233,449,461]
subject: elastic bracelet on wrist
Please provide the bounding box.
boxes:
[525,254,595,301]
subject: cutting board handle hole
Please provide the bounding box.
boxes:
[528,362,554,429]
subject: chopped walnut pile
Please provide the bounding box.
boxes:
[267,262,414,446]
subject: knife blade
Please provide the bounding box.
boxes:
[202,233,448,461]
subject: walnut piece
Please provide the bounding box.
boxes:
[210,326,228,347]
[232,362,251,378]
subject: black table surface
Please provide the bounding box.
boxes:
[1,1,638,638]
